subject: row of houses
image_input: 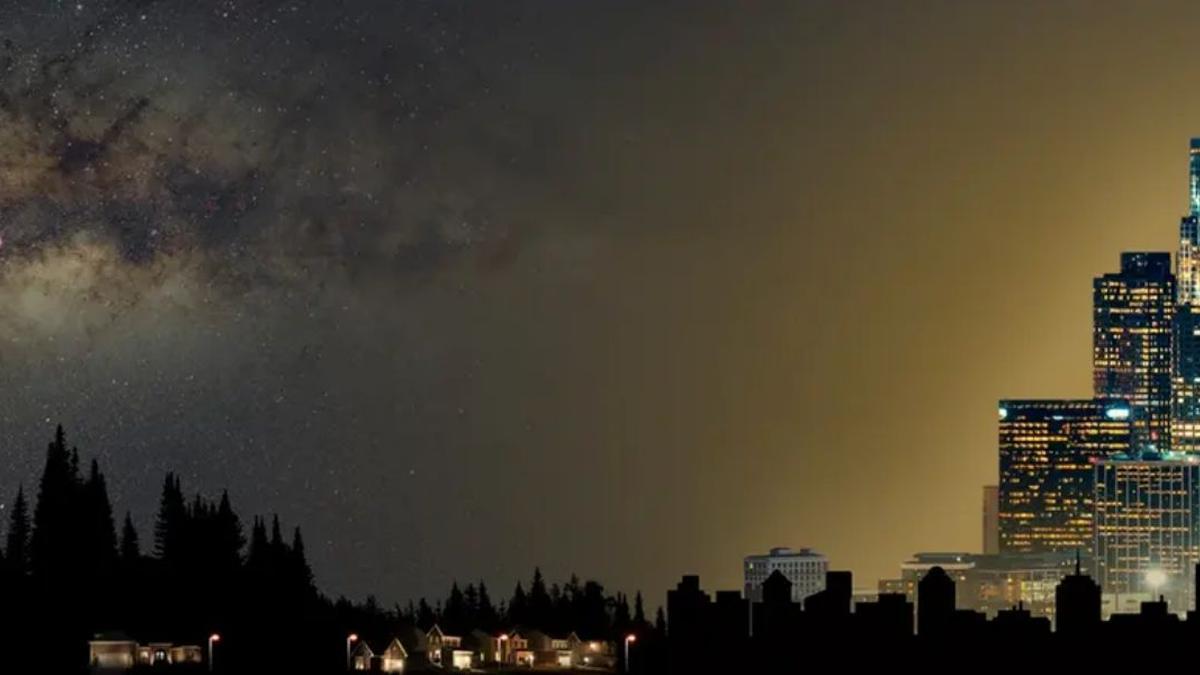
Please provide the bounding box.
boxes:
[88,633,203,670]
[351,625,618,672]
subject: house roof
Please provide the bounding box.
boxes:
[381,638,408,659]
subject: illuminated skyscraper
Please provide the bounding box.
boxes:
[1178,139,1200,304]
[1175,140,1200,452]
[1094,449,1200,611]
[1172,305,1200,452]
[998,399,1133,556]
[1093,252,1175,448]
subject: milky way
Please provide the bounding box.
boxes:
[0,0,598,602]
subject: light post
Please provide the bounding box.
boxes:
[624,634,637,673]
[207,634,220,673]
[346,633,359,671]
[498,633,509,666]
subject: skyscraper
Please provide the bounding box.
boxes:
[1093,252,1175,448]
[1172,305,1200,452]
[1177,139,1200,303]
[998,399,1132,556]
[1175,140,1200,452]
[1094,449,1200,611]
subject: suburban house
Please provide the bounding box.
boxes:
[350,641,375,671]
[88,634,203,671]
[395,625,431,667]
[425,625,473,670]
[350,638,408,672]
[524,630,575,667]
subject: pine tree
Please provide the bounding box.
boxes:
[654,607,667,636]
[119,512,140,562]
[477,581,498,631]
[290,526,315,595]
[31,425,78,580]
[613,592,631,636]
[508,582,529,627]
[633,591,647,626]
[214,490,245,570]
[85,459,118,572]
[444,582,467,634]
[417,598,436,629]
[153,473,186,562]
[5,486,29,577]
[529,567,552,629]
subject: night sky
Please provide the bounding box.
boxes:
[1,0,1198,604]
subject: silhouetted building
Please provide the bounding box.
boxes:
[983,485,999,555]
[991,602,1051,641]
[666,575,710,641]
[917,566,955,637]
[752,571,800,645]
[743,547,827,603]
[1093,252,1174,448]
[804,570,851,618]
[998,399,1133,556]
[1094,450,1200,612]
[1055,553,1101,636]
[854,592,914,639]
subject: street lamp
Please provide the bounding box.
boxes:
[207,634,220,673]
[346,633,359,671]
[624,634,637,673]
[498,634,509,665]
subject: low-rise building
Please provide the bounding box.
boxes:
[743,547,828,603]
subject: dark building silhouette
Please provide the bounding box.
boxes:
[1055,553,1101,637]
[804,570,851,618]
[917,566,955,637]
[853,592,913,640]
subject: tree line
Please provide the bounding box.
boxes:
[384,567,665,639]
[0,426,658,673]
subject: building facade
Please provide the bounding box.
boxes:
[1173,305,1200,452]
[998,399,1133,555]
[1094,450,1200,612]
[879,551,1074,621]
[743,547,827,603]
[983,485,999,555]
[1093,252,1175,449]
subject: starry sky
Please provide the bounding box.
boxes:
[2,0,1200,604]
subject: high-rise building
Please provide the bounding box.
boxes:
[982,485,999,555]
[1094,449,1200,611]
[1093,252,1175,448]
[743,547,827,603]
[998,399,1133,555]
[1174,140,1200,451]
[1178,139,1200,303]
[1172,305,1200,452]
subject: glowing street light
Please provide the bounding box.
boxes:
[497,634,509,665]
[1146,568,1168,595]
[207,634,220,673]
[346,633,359,671]
[624,634,637,673]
